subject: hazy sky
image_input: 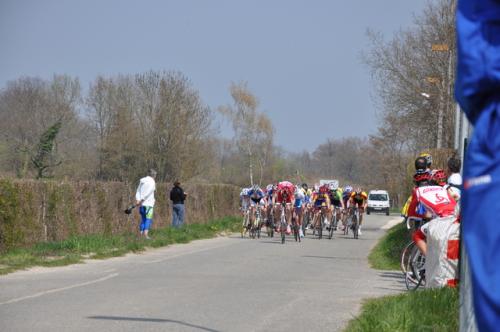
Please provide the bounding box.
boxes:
[0,0,426,151]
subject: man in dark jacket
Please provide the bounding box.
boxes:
[170,181,187,228]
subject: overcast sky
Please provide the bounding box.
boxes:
[0,0,426,151]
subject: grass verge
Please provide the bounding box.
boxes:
[0,216,240,275]
[368,220,411,270]
[344,287,459,332]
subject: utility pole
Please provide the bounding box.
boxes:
[432,43,451,149]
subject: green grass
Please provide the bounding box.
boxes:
[368,220,411,270]
[390,206,402,214]
[344,287,459,332]
[357,219,459,332]
[0,216,241,275]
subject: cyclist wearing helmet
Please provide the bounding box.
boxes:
[274,181,295,235]
[341,186,353,229]
[328,182,344,231]
[294,186,306,238]
[348,187,368,235]
[240,187,252,235]
[432,169,460,202]
[311,184,331,233]
[248,184,266,229]
[240,187,251,212]
[407,170,457,256]
[300,183,313,230]
[419,152,433,172]
[265,184,275,228]
[301,183,312,204]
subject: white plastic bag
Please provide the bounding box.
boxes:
[422,216,460,288]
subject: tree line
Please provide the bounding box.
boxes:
[0,0,456,207]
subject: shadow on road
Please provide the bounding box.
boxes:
[88,316,220,332]
[375,271,406,290]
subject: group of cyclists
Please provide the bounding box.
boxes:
[239,180,369,240]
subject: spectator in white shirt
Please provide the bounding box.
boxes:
[135,169,157,239]
[447,156,462,201]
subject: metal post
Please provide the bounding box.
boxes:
[457,104,477,332]
[454,104,461,151]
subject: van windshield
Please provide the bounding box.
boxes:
[369,194,388,201]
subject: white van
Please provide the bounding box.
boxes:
[367,190,390,216]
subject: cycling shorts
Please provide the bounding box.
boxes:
[241,199,250,210]
[251,200,265,208]
[294,198,304,208]
[276,192,293,204]
[251,197,263,204]
[331,199,342,208]
[353,200,365,208]
[314,200,327,208]
[412,229,426,243]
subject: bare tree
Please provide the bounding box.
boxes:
[219,82,274,186]
[0,75,81,178]
[363,0,457,151]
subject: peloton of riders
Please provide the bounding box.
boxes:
[239,179,371,239]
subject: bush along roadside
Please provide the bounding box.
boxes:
[0,216,241,275]
[344,287,459,332]
[368,220,411,270]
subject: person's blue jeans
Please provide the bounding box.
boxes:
[172,204,185,228]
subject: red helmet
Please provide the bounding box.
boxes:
[431,169,447,186]
[319,185,328,193]
[414,171,431,184]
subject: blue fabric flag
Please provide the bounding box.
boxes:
[456,1,500,331]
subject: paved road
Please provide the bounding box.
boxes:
[0,214,405,332]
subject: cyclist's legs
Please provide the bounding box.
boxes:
[358,206,364,225]
[296,206,303,227]
[412,228,427,256]
[249,202,256,226]
[312,207,320,228]
[286,203,292,226]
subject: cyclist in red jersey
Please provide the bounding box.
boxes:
[273,181,295,234]
[408,169,457,255]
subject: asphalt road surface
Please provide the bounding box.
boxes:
[0,214,405,332]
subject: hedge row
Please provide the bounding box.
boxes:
[0,179,240,251]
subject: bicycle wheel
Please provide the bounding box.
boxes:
[281,217,286,244]
[241,213,248,238]
[344,216,349,235]
[297,223,301,243]
[267,213,274,238]
[400,241,415,274]
[405,245,426,290]
[291,216,298,242]
[302,211,309,236]
[329,213,336,239]
[318,213,323,240]
[352,215,358,239]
